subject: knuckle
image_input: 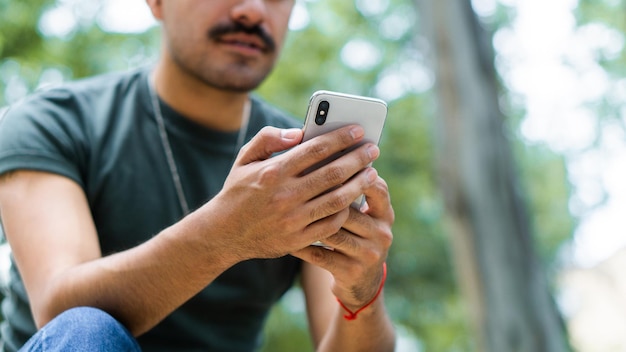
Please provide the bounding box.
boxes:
[310,205,330,221]
[328,230,349,246]
[374,177,389,193]
[259,126,276,138]
[270,192,287,207]
[307,142,329,160]
[380,228,394,249]
[248,127,272,148]
[326,193,350,211]
[343,233,359,250]
[378,177,389,189]
[257,163,281,184]
[325,165,346,184]
[271,187,294,205]
[302,175,321,194]
[372,177,392,201]
[310,246,333,265]
[238,142,251,156]
[279,216,299,234]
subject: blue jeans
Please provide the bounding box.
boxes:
[19,307,141,351]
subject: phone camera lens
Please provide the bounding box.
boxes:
[315,100,330,125]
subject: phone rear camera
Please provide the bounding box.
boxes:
[315,100,330,125]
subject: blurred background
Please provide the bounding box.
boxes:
[0,0,624,351]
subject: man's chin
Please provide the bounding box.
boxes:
[201,69,271,93]
[207,79,263,93]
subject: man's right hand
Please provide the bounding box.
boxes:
[201,125,380,260]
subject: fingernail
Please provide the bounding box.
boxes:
[350,126,364,140]
[281,128,301,140]
[367,145,380,160]
[367,168,378,183]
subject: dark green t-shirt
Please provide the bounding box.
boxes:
[0,68,302,351]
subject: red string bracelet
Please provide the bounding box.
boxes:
[336,262,387,321]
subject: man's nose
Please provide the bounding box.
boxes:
[231,0,268,28]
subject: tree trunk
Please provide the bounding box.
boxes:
[414,1,569,351]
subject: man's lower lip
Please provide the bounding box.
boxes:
[220,41,264,55]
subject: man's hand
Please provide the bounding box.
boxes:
[200,124,381,261]
[292,172,394,311]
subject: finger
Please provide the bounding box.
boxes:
[294,144,379,202]
[301,208,350,245]
[361,176,394,223]
[235,127,302,166]
[303,167,378,223]
[337,207,390,255]
[337,208,371,240]
[321,228,363,255]
[283,125,366,175]
[339,176,393,251]
[291,244,351,273]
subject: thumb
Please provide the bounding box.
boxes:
[236,127,303,165]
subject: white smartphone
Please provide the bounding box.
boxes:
[301,90,387,246]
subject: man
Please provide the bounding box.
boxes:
[0,0,395,351]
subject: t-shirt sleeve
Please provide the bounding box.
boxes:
[0,89,88,187]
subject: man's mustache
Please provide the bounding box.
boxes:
[209,22,276,53]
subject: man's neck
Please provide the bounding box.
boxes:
[152,60,250,132]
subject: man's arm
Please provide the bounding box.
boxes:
[297,175,396,352]
[0,125,378,336]
[0,169,240,335]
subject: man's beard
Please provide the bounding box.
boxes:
[171,21,278,93]
[179,56,275,92]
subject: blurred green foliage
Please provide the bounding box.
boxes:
[0,0,578,351]
[576,0,626,130]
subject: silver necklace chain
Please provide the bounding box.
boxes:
[147,74,251,216]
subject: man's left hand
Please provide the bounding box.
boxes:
[291,173,394,310]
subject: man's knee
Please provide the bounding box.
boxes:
[21,307,140,352]
[55,307,129,338]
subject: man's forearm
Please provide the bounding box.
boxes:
[36,205,240,336]
[318,298,396,352]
